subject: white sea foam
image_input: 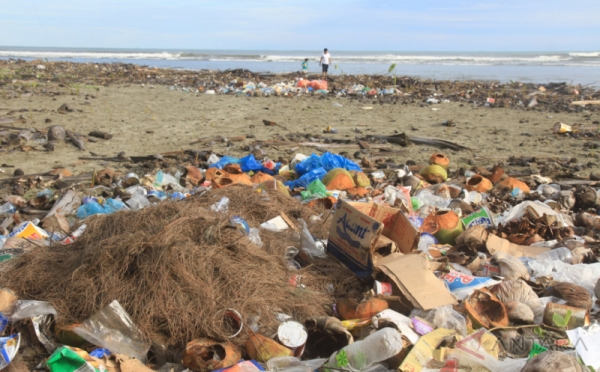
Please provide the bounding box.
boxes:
[569,52,600,57]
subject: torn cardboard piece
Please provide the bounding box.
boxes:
[376,253,457,310]
[486,234,550,258]
[326,200,419,280]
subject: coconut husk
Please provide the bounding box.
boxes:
[446,245,481,272]
[488,165,504,183]
[505,301,534,324]
[574,185,598,210]
[5,195,27,208]
[0,186,349,351]
[543,282,592,309]
[184,166,203,186]
[182,339,241,371]
[250,172,273,184]
[493,252,530,281]
[448,199,474,216]
[489,280,539,304]
[522,351,590,372]
[223,164,242,175]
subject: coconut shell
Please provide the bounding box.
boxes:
[250,172,274,184]
[448,199,474,216]
[322,168,352,186]
[184,166,203,186]
[402,175,423,194]
[258,180,290,197]
[419,165,448,184]
[204,168,226,182]
[182,338,242,371]
[421,210,464,245]
[543,282,592,309]
[488,165,505,183]
[463,288,509,329]
[429,153,450,169]
[246,333,293,362]
[575,185,598,210]
[493,252,530,281]
[455,225,489,251]
[505,301,534,323]
[336,298,389,320]
[497,177,530,193]
[350,171,371,188]
[325,172,356,191]
[95,168,116,186]
[465,175,493,193]
[49,168,74,177]
[521,351,589,372]
[576,212,600,229]
[223,163,242,174]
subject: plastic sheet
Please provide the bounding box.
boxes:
[209,156,240,170]
[239,154,263,172]
[10,300,57,321]
[285,168,327,189]
[411,305,468,337]
[294,153,360,175]
[266,356,326,372]
[74,300,149,362]
[298,219,326,259]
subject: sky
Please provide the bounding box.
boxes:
[1,0,599,51]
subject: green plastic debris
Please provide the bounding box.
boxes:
[528,343,548,359]
[47,346,101,372]
[301,179,328,200]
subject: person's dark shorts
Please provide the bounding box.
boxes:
[322,64,329,72]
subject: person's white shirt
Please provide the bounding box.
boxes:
[321,52,331,65]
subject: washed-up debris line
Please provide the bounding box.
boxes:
[0,59,598,113]
[1,147,600,372]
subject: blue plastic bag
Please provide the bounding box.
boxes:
[285,167,327,189]
[321,152,361,172]
[239,154,263,172]
[104,198,127,213]
[295,154,322,175]
[209,156,240,169]
[76,201,106,219]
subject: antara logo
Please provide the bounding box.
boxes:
[337,213,370,239]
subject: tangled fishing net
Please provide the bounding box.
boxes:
[0,186,362,351]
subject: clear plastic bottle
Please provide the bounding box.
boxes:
[534,247,573,264]
[0,202,16,217]
[324,328,403,372]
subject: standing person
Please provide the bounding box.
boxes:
[320,48,331,77]
[302,58,309,74]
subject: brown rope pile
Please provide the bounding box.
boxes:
[0,186,362,351]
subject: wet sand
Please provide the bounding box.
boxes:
[1,84,600,179]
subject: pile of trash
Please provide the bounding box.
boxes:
[2,147,600,372]
[2,59,599,113]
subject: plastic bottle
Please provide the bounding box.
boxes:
[0,202,16,217]
[534,247,573,264]
[323,328,403,372]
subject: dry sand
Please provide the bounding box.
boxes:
[2,84,600,178]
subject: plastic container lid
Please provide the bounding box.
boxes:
[277,321,307,348]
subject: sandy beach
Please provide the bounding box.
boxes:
[1,79,600,183]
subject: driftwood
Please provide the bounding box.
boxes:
[571,100,600,106]
[370,133,470,151]
[66,131,85,151]
[88,130,113,140]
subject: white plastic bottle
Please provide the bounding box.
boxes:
[324,328,403,372]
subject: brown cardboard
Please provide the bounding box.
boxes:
[376,253,457,310]
[326,200,419,280]
[0,288,17,313]
[486,234,550,258]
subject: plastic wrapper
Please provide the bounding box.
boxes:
[300,180,328,200]
[74,300,149,362]
[248,228,263,248]
[448,329,527,372]
[538,262,600,294]
[383,186,413,213]
[210,196,230,212]
[0,334,20,370]
[411,305,467,337]
[10,300,57,320]
[297,219,326,259]
[266,356,326,372]
[47,346,102,372]
[440,270,500,300]
[413,189,450,209]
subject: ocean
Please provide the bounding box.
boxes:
[1,47,599,86]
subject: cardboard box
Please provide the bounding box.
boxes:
[376,253,457,310]
[486,234,550,258]
[326,200,419,280]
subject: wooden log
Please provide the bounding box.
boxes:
[88,130,113,140]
